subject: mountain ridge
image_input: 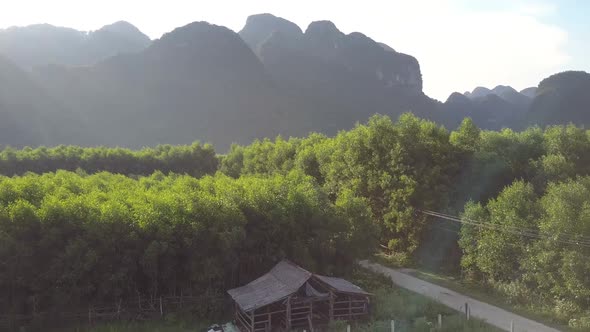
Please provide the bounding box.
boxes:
[0,21,151,68]
[0,15,589,150]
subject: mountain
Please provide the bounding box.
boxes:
[465,85,531,105]
[442,91,526,130]
[0,21,150,68]
[450,84,533,129]
[527,71,590,126]
[1,15,589,150]
[0,56,81,147]
[467,87,493,99]
[239,13,302,55]
[26,15,437,149]
[450,73,590,130]
[520,87,537,99]
[241,15,423,93]
[33,21,286,149]
[237,14,433,136]
[492,85,531,106]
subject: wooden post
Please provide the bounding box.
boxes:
[510,320,514,332]
[438,314,442,328]
[117,299,122,320]
[346,324,351,332]
[286,296,292,331]
[465,302,470,320]
[160,296,163,317]
[235,304,238,328]
[390,320,395,332]
[348,297,352,320]
[329,291,334,322]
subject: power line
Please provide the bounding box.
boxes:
[422,209,590,246]
[421,209,590,245]
[419,209,590,248]
[418,219,461,235]
[424,209,589,241]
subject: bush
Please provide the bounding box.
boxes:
[553,299,583,322]
[569,315,590,330]
[491,280,535,305]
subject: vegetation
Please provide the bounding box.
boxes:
[219,115,590,328]
[0,142,217,176]
[50,267,498,332]
[325,267,500,332]
[221,114,462,263]
[0,170,375,322]
[55,320,207,332]
[459,178,590,329]
[382,266,575,332]
[3,113,590,330]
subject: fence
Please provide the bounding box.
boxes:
[333,304,518,332]
[0,295,209,331]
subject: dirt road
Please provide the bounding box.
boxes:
[358,260,561,332]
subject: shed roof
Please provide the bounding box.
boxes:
[227,260,312,312]
[315,275,371,296]
[227,260,370,312]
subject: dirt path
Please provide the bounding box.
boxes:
[359,260,561,332]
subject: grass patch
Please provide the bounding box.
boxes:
[50,320,208,332]
[339,266,502,332]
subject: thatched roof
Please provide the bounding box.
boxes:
[315,275,371,296]
[227,260,369,312]
[227,260,312,312]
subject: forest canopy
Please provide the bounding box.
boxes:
[0,142,217,177]
[0,170,376,319]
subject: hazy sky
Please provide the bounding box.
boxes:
[1,0,588,100]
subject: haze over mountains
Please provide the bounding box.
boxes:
[0,21,151,68]
[0,14,588,150]
[441,85,536,130]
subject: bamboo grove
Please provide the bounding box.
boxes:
[1,114,590,328]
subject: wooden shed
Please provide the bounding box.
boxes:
[227,260,370,331]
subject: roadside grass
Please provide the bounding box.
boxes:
[372,253,576,332]
[340,266,503,332]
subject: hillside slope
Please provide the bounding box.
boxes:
[527,71,590,126]
[0,56,81,147]
[33,22,286,149]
